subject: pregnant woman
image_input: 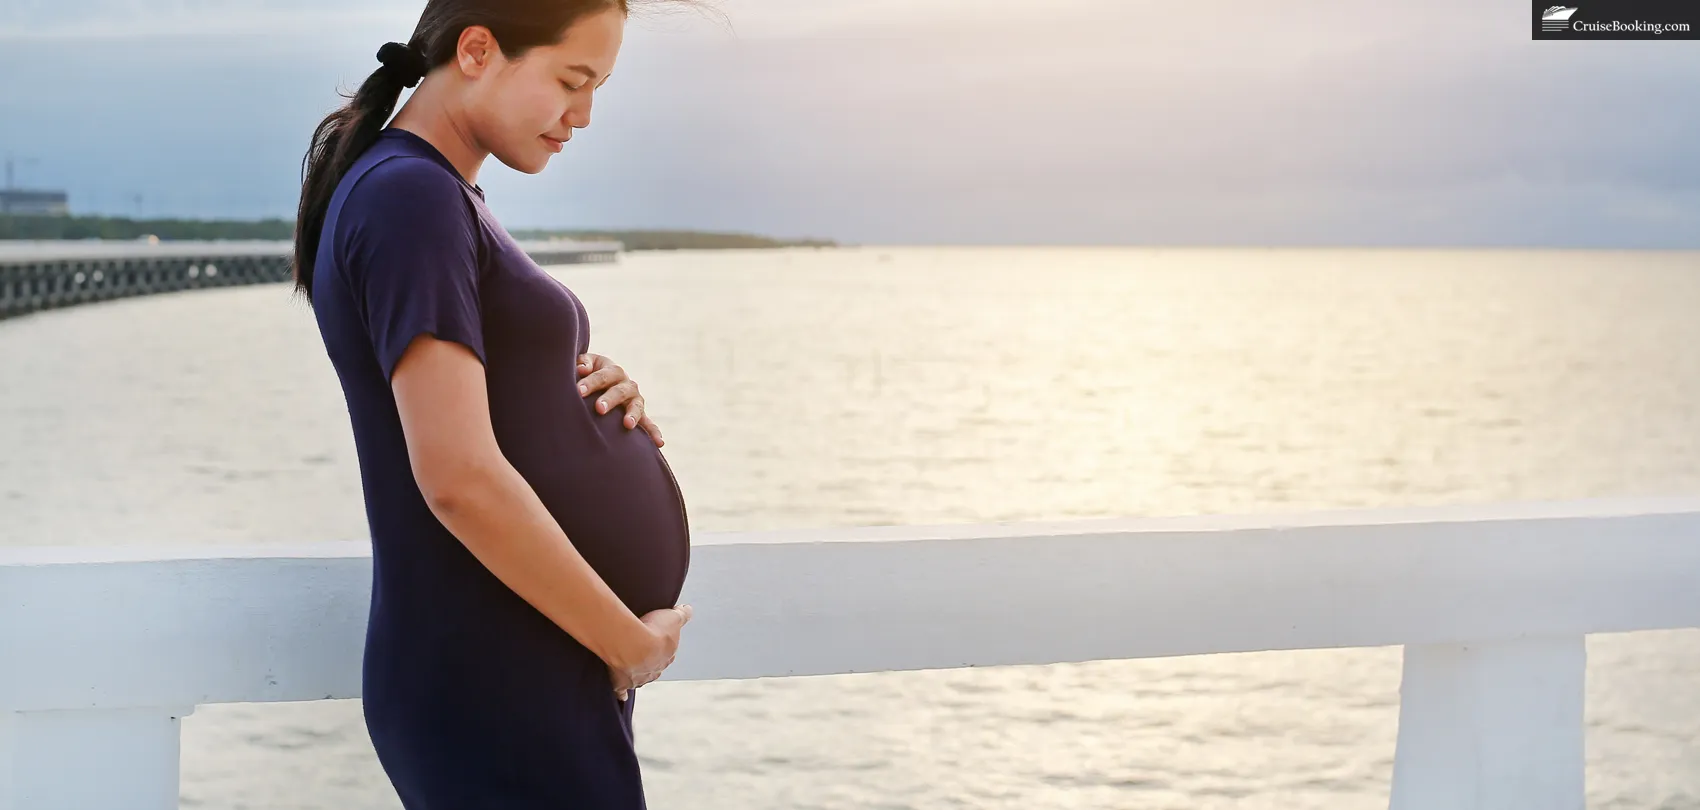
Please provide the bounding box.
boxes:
[290,1,693,807]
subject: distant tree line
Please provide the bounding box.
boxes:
[0,214,836,251]
[0,213,294,241]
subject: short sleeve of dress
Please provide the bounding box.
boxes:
[342,156,487,382]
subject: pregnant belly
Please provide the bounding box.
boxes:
[509,421,691,616]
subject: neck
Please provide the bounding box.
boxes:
[387,78,486,186]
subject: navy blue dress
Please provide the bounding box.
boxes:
[310,128,691,809]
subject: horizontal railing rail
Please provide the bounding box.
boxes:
[3,497,1697,809]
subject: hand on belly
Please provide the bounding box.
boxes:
[577,353,664,448]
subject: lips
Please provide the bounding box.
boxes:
[541,135,566,153]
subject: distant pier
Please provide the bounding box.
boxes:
[0,238,621,321]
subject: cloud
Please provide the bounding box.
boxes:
[0,0,416,39]
[482,4,1700,245]
[2,0,1696,245]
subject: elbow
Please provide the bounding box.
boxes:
[417,460,501,521]
[420,481,469,519]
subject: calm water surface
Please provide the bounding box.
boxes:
[1,247,1696,809]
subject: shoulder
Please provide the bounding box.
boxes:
[337,154,486,268]
[344,154,475,219]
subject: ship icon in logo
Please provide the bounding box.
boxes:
[1541,5,1579,30]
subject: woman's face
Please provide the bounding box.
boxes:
[464,7,624,174]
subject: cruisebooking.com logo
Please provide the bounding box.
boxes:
[1533,1,1698,38]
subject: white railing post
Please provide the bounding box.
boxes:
[1388,638,1585,810]
[0,706,193,810]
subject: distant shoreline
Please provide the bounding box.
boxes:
[0,214,836,252]
[509,229,835,251]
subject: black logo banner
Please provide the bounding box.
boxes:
[1534,1,1699,39]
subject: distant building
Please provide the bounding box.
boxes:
[0,189,70,216]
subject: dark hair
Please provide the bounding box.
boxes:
[290,0,632,302]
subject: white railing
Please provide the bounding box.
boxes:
[3,498,1698,810]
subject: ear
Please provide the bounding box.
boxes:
[455,25,500,78]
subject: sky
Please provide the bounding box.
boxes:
[1,0,1697,246]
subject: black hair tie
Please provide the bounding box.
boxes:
[376,41,429,88]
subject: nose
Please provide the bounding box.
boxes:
[564,93,593,130]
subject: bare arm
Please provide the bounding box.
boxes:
[390,334,656,671]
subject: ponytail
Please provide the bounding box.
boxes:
[290,42,429,303]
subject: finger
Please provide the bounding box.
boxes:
[580,353,613,372]
[622,395,645,429]
[577,365,628,397]
[595,380,639,416]
[639,415,664,447]
[674,604,694,624]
